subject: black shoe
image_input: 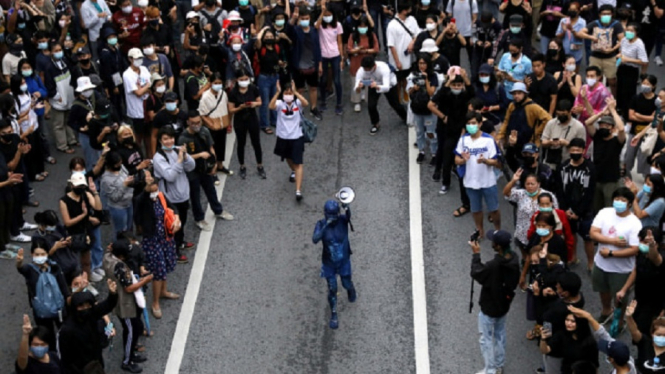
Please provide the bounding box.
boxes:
[310,108,322,120]
[432,170,441,181]
[220,167,234,175]
[257,166,266,179]
[329,312,339,329]
[429,156,436,167]
[416,153,425,164]
[239,166,247,180]
[121,363,143,373]
[289,172,295,183]
[348,289,357,303]
[295,190,303,201]
[133,355,148,363]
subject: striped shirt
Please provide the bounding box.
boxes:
[620,38,648,68]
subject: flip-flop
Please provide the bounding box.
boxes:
[34,174,45,182]
[45,157,56,164]
[453,206,469,217]
[262,127,274,134]
[23,201,39,207]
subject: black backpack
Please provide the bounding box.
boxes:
[201,9,223,45]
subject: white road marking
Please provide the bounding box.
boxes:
[164,132,236,374]
[408,127,431,374]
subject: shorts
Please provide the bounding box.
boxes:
[569,216,593,241]
[466,185,499,213]
[591,265,630,294]
[293,69,319,89]
[589,56,618,79]
[130,118,151,137]
[395,69,410,80]
[274,136,305,165]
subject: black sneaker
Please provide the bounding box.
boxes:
[429,156,436,167]
[416,153,425,164]
[133,355,147,363]
[289,172,295,182]
[257,166,266,179]
[348,288,357,303]
[370,125,380,135]
[310,107,323,120]
[295,190,303,201]
[121,363,143,373]
[432,170,441,181]
[220,167,234,175]
[239,166,247,180]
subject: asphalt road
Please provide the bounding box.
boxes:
[2,57,665,374]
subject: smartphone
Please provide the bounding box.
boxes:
[553,138,559,141]
[470,229,480,242]
[245,101,253,106]
[362,79,373,87]
[542,321,552,332]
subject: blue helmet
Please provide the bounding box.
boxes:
[324,200,339,219]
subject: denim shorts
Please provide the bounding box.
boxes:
[466,185,499,213]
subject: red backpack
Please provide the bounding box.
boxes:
[252,45,280,77]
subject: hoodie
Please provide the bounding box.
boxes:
[471,251,520,318]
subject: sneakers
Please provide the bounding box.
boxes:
[239,166,247,180]
[354,103,361,112]
[257,166,266,179]
[429,156,436,167]
[318,103,328,112]
[121,362,143,373]
[177,254,189,264]
[93,268,105,277]
[432,170,441,181]
[289,172,295,183]
[295,190,303,202]
[657,56,664,66]
[416,152,425,164]
[184,242,195,249]
[133,355,147,364]
[439,185,449,195]
[220,166,234,175]
[474,370,486,374]
[20,222,38,231]
[216,211,234,220]
[370,125,380,135]
[11,233,31,242]
[348,289,357,303]
[196,220,212,231]
[90,271,104,282]
[335,106,343,115]
[329,312,339,329]
[310,107,323,120]
[213,175,220,186]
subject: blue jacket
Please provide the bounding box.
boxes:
[289,26,321,70]
[25,75,48,116]
[312,207,352,267]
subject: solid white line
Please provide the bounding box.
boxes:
[164,132,236,374]
[408,127,431,374]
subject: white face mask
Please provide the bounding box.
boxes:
[132,58,143,67]
[122,5,133,13]
[283,94,294,103]
[212,84,223,92]
[155,85,166,93]
[232,43,242,52]
[33,256,47,265]
[587,78,596,87]
[323,15,333,23]
[238,80,250,88]
[81,90,94,98]
[565,64,576,72]
[138,0,148,6]
[59,20,66,28]
[150,191,159,200]
[142,47,154,56]
[426,23,436,31]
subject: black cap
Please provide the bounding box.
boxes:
[164,91,178,102]
[76,46,91,56]
[89,74,103,86]
[95,98,112,117]
[350,0,362,9]
[509,14,523,24]
[486,230,512,247]
[598,339,630,366]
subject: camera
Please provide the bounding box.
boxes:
[412,73,426,87]
[470,229,480,242]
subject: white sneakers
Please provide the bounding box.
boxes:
[90,268,104,282]
[657,56,663,66]
[11,233,31,242]
[196,212,234,231]
[20,222,38,231]
[216,211,234,221]
[196,220,212,231]
[354,104,361,112]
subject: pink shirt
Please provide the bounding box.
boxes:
[573,82,611,123]
[319,23,343,59]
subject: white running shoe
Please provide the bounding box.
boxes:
[20,222,38,231]
[196,220,212,231]
[10,233,31,242]
[354,104,361,112]
[216,211,234,221]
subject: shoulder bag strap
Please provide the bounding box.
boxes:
[204,90,225,117]
[394,17,414,38]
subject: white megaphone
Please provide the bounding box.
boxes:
[335,187,355,205]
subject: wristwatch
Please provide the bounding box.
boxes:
[608,250,614,257]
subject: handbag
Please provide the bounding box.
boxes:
[640,127,658,156]
[300,116,318,143]
[70,233,90,253]
[132,273,146,309]
[157,192,176,237]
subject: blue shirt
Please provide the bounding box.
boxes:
[637,190,665,228]
[312,208,352,277]
[25,75,48,116]
[497,53,532,100]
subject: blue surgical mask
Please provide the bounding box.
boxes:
[107,37,118,46]
[638,243,650,253]
[465,124,478,135]
[165,102,177,111]
[212,84,223,92]
[358,27,368,34]
[45,225,56,232]
[30,346,48,359]
[479,76,490,84]
[625,31,635,40]
[22,69,32,77]
[37,42,48,50]
[33,256,48,265]
[300,20,310,28]
[600,15,612,24]
[422,0,431,4]
[643,184,652,194]
[239,0,249,5]
[275,19,285,27]
[323,15,333,23]
[613,200,628,213]
[527,189,539,197]
[654,336,665,347]
[53,51,64,60]
[510,26,521,34]
[539,206,553,212]
[536,228,551,237]
[162,145,174,151]
[20,84,28,92]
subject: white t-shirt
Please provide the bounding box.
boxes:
[122,66,151,119]
[354,61,396,94]
[2,51,26,76]
[275,99,304,139]
[445,0,478,37]
[454,133,499,189]
[386,16,420,70]
[592,207,642,274]
[198,89,228,119]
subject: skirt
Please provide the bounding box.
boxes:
[274,136,305,165]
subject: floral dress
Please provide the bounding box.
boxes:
[507,188,559,246]
[141,199,176,281]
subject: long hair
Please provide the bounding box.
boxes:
[646,174,665,208]
[351,15,374,49]
[321,10,338,28]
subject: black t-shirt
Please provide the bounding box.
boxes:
[184,72,207,111]
[15,353,62,374]
[440,34,463,67]
[528,234,568,262]
[540,0,568,37]
[431,54,451,76]
[634,334,665,374]
[587,20,624,59]
[634,251,665,308]
[528,72,557,113]
[593,132,624,183]
[258,47,281,75]
[413,7,440,28]
[144,24,173,49]
[145,93,165,119]
[237,6,256,28]
[543,294,585,334]
[547,331,599,372]
[629,93,656,134]
[152,109,188,135]
[228,84,260,123]
[116,144,145,175]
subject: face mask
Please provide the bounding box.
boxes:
[597,128,611,138]
[323,15,333,23]
[81,90,93,98]
[33,256,48,265]
[651,167,661,175]
[275,19,285,27]
[1,133,14,142]
[422,0,431,4]
[76,308,92,321]
[263,39,275,45]
[239,0,249,5]
[613,200,628,213]
[656,97,663,107]
[122,5,133,13]
[523,156,535,165]
[132,58,143,67]
[600,15,612,24]
[212,84,223,92]
[586,78,596,87]
[557,114,569,123]
[20,84,28,92]
[17,23,25,29]
[53,51,64,60]
[358,27,368,34]
[478,76,490,84]
[638,243,650,253]
[238,80,250,88]
[232,43,242,52]
[111,164,122,171]
[566,63,576,72]
[451,88,462,95]
[536,228,551,237]
[79,58,92,66]
[138,0,148,6]
[570,153,583,162]
[45,225,56,232]
[465,124,479,135]
[143,47,154,56]
[72,286,88,293]
[121,137,133,145]
[300,20,310,28]
[641,84,652,94]
[165,102,177,111]
[150,191,159,200]
[643,184,652,194]
[510,26,521,34]
[107,37,118,46]
[190,125,201,133]
[527,189,539,197]
[38,42,48,50]
[540,206,553,212]
[73,187,87,196]
[653,336,665,347]
[155,85,166,93]
[625,31,635,40]
[30,346,48,359]
[426,23,436,31]
[283,94,294,103]
[547,49,558,58]
[148,19,160,27]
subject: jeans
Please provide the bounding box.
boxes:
[257,74,278,129]
[540,35,553,56]
[173,200,189,253]
[109,205,133,235]
[367,86,407,125]
[120,317,143,366]
[189,173,223,222]
[78,132,101,173]
[90,226,103,270]
[414,113,437,154]
[478,311,507,374]
[320,56,343,108]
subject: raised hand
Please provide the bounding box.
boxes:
[22,314,31,335]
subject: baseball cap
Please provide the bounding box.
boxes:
[510,82,529,94]
[522,143,539,154]
[509,14,523,25]
[164,91,178,101]
[599,115,616,126]
[186,11,199,20]
[486,230,512,247]
[598,339,630,366]
[76,46,91,56]
[89,74,103,87]
[479,63,493,75]
[151,72,165,84]
[69,172,88,187]
[127,48,143,59]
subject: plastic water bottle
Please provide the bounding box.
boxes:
[654,357,661,369]
[65,33,71,42]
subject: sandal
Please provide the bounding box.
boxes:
[45,157,56,164]
[161,292,180,300]
[262,127,274,134]
[135,343,147,352]
[151,307,162,319]
[34,174,45,182]
[488,213,494,223]
[142,330,154,338]
[453,206,469,217]
[41,171,49,178]
[58,148,75,154]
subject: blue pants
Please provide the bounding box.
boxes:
[414,113,437,154]
[478,311,507,374]
[320,56,343,108]
[326,274,355,312]
[257,74,278,129]
[90,226,103,270]
[78,133,101,173]
[189,173,223,222]
[109,205,133,235]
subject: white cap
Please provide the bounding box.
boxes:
[127,48,143,59]
[227,10,244,22]
[75,76,96,93]
[186,11,199,20]
[420,39,438,53]
[69,173,88,187]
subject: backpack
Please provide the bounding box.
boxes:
[29,263,65,319]
[201,9,223,44]
[252,44,281,77]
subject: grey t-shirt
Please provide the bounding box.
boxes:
[299,32,315,70]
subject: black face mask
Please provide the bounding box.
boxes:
[557,114,569,123]
[76,308,92,322]
[111,164,122,171]
[1,133,14,142]
[351,9,361,15]
[79,58,90,65]
[547,49,558,58]
[263,39,275,45]
[597,128,611,138]
[567,10,578,17]
[149,19,159,27]
[229,24,239,31]
[73,187,87,196]
[122,137,134,145]
[510,52,520,58]
[523,156,535,165]
[570,153,583,161]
